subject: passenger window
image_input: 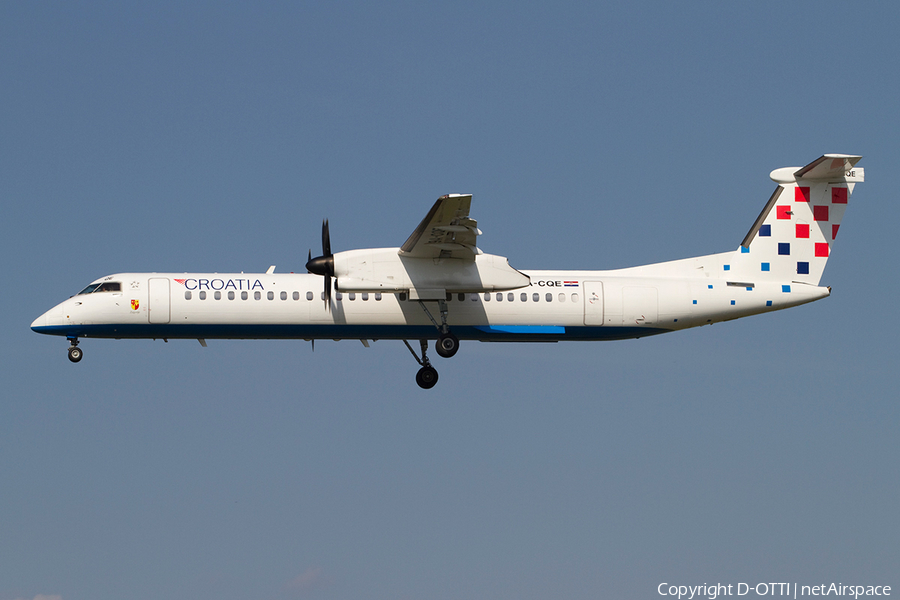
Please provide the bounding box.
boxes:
[558,293,566,303]
[362,293,369,301]
[533,293,540,302]
[520,293,527,302]
[399,293,407,301]
[571,293,579,302]
[199,291,207,300]
[336,292,343,301]
[254,291,261,300]
[496,292,503,301]
[306,291,313,301]
[484,293,490,301]
[508,293,514,302]
[446,292,452,301]
[267,291,274,300]
[241,291,248,300]
[293,291,300,301]
[281,291,287,300]
[348,293,355,301]
[458,293,465,301]
[214,291,221,300]
[228,291,235,300]
[470,294,478,301]
[375,293,382,301]
[185,291,192,300]
[545,293,552,302]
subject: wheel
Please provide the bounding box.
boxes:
[68,346,83,363]
[415,366,439,389]
[435,332,459,358]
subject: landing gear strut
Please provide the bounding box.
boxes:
[418,299,459,358]
[67,338,83,363]
[404,339,439,389]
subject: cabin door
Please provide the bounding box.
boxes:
[583,281,604,326]
[148,278,171,324]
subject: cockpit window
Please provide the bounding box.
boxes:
[77,281,121,294]
[77,283,102,295]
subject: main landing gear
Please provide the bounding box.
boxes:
[418,299,460,359]
[436,331,459,358]
[67,338,83,363]
[403,299,462,388]
[404,339,439,389]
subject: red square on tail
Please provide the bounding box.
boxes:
[796,224,809,238]
[815,243,829,257]
[813,205,829,221]
[795,187,811,202]
[832,187,848,204]
[832,224,840,239]
[777,205,792,219]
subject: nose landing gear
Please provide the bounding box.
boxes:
[67,338,83,363]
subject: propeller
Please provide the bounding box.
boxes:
[306,219,335,309]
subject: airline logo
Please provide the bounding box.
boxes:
[131,299,140,310]
[173,278,264,291]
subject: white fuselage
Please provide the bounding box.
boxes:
[31,261,829,343]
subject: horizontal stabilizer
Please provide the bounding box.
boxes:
[770,154,863,183]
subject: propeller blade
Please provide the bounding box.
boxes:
[305,219,335,312]
[324,274,331,310]
[322,219,331,257]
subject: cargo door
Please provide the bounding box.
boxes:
[623,286,658,325]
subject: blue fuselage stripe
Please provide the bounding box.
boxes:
[31,323,670,342]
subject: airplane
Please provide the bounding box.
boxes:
[31,154,863,388]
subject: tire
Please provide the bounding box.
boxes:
[68,346,83,363]
[435,332,459,358]
[415,366,439,389]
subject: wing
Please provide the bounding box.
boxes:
[399,194,482,260]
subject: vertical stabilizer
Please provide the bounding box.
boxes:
[731,154,863,286]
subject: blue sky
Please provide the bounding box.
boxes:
[2,2,898,599]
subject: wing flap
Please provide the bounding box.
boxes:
[400,194,479,260]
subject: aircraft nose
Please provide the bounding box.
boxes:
[30,313,46,330]
[31,304,64,333]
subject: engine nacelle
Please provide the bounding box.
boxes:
[332,248,529,297]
